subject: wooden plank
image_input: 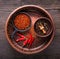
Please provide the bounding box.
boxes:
[0,0,60,10]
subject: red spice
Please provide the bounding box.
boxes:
[23,39,29,46]
[16,33,34,47]
[16,33,26,42]
[14,13,30,30]
[16,37,25,42]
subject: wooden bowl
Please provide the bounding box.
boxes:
[5,5,55,54]
[34,17,53,37]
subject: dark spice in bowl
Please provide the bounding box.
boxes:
[34,17,53,37]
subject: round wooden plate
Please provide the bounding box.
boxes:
[5,5,55,54]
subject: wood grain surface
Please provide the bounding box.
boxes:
[0,0,60,59]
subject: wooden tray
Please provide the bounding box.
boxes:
[5,5,55,54]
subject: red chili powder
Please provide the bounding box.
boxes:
[14,13,30,30]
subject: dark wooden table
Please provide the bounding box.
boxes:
[0,0,60,59]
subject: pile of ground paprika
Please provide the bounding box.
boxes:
[14,13,30,30]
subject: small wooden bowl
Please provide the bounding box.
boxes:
[12,12,31,32]
[5,5,55,54]
[34,17,53,37]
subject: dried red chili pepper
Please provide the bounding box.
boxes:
[23,39,29,46]
[27,34,32,44]
[16,37,25,42]
[16,33,34,48]
[28,34,34,47]
[17,33,25,38]
[16,33,26,42]
[29,37,34,47]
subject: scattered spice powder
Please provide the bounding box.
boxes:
[14,13,30,30]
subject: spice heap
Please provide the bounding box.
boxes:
[39,23,46,34]
[16,33,34,47]
[14,13,30,30]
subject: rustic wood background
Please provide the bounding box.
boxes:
[0,0,60,59]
